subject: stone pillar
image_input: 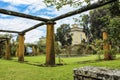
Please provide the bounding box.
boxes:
[103,31,110,60]
[32,46,36,56]
[15,47,19,57]
[0,43,2,58]
[5,38,10,59]
[46,21,55,66]
[18,34,25,62]
[36,47,40,55]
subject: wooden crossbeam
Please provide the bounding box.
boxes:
[0,0,116,34]
[0,9,49,22]
[51,0,116,21]
[21,22,45,33]
[0,30,21,33]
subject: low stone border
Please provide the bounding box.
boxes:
[73,66,120,80]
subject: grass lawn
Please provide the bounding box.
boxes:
[0,54,120,80]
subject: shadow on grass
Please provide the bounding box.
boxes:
[75,57,120,65]
[23,61,67,67]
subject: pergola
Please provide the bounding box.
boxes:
[0,0,116,65]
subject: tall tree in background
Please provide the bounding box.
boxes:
[109,0,120,17]
[56,24,72,56]
[56,24,72,47]
[89,6,110,39]
[81,14,93,43]
[107,0,120,47]
[44,0,119,38]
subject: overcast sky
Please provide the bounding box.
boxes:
[0,0,90,43]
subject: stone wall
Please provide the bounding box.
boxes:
[73,66,120,80]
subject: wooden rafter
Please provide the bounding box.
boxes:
[0,9,49,22]
[0,0,117,34]
[51,0,117,21]
[21,22,45,33]
[0,30,21,33]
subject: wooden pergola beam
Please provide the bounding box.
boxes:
[21,22,45,33]
[51,0,117,21]
[0,30,21,34]
[0,9,49,22]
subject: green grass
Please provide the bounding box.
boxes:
[0,55,120,80]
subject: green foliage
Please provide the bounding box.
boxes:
[56,24,72,47]
[109,0,120,17]
[44,0,107,10]
[10,39,18,56]
[44,0,83,9]
[55,41,61,54]
[107,16,120,46]
[36,37,46,54]
[77,44,86,54]
[93,39,104,60]
[89,6,110,39]
[76,43,95,55]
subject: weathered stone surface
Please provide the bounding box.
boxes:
[73,66,120,80]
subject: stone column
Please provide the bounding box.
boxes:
[18,34,25,62]
[5,38,10,59]
[46,21,55,66]
[0,44,2,58]
[36,48,40,55]
[103,31,110,60]
[32,46,36,56]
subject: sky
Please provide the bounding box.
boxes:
[0,0,90,43]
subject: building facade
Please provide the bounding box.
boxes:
[70,24,87,45]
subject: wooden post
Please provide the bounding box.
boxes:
[0,44,3,58]
[5,38,10,59]
[32,46,36,56]
[36,48,40,55]
[46,21,55,66]
[103,31,110,60]
[18,34,25,62]
[15,47,19,57]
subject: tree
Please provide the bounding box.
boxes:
[109,0,120,17]
[37,37,46,54]
[107,16,120,47]
[89,6,110,39]
[56,24,72,47]
[56,24,72,56]
[44,0,82,9]
[44,0,118,10]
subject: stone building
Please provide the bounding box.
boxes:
[70,24,87,45]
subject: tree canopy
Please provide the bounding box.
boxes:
[56,24,72,47]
